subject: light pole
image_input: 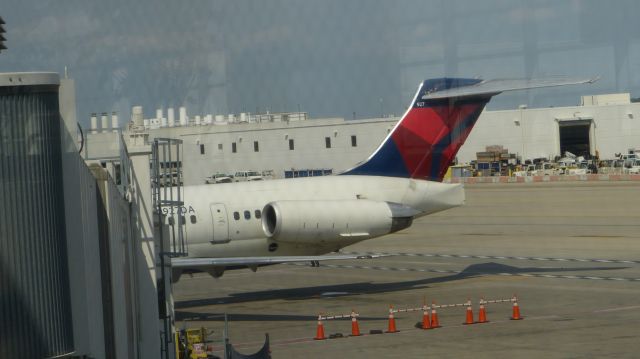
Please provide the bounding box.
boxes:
[519,105,526,162]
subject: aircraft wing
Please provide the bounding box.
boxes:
[170,253,387,280]
[421,76,598,100]
[171,253,386,267]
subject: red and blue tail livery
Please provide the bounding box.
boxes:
[343,78,491,181]
[342,76,596,182]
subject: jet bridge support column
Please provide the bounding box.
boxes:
[127,143,164,359]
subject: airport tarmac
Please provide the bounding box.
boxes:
[174,181,640,358]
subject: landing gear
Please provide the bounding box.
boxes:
[310,260,320,267]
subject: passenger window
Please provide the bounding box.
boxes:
[255,210,261,219]
[244,210,251,220]
[190,215,197,224]
[233,211,240,220]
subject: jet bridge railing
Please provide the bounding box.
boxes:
[151,137,187,359]
[151,137,187,257]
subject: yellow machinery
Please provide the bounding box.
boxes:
[175,327,210,359]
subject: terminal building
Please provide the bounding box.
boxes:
[458,92,640,164]
[85,92,640,186]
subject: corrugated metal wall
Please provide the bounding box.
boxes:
[0,73,74,357]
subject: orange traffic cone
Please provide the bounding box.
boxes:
[463,301,474,325]
[314,315,326,340]
[386,306,398,333]
[430,303,441,328]
[478,299,488,323]
[351,311,361,336]
[421,306,432,330]
[511,297,523,320]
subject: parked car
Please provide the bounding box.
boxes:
[513,164,535,177]
[619,153,637,168]
[565,167,588,175]
[533,162,558,176]
[233,170,263,182]
[261,169,275,179]
[205,173,233,184]
[628,159,640,174]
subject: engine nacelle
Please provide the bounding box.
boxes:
[261,200,416,244]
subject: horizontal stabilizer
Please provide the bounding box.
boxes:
[421,76,598,100]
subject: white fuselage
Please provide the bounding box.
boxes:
[174,175,465,258]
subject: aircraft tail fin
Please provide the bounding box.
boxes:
[342,76,595,181]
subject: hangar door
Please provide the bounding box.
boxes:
[558,119,591,157]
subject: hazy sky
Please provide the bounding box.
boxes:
[2,0,639,126]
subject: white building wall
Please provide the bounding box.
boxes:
[458,99,640,163]
[591,104,640,156]
[146,117,397,185]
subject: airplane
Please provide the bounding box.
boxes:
[170,76,595,280]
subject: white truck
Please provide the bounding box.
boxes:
[620,153,638,168]
[627,159,640,174]
[233,170,263,182]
